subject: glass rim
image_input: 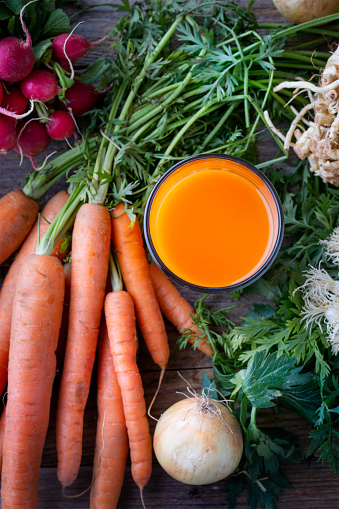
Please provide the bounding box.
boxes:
[144,153,284,294]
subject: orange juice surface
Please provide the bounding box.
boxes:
[150,164,273,287]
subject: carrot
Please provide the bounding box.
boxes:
[0,189,39,264]
[53,236,71,262]
[1,254,64,509]
[149,262,213,357]
[90,318,129,509]
[56,203,111,487]
[105,290,152,505]
[0,190,69,397]
[0,191,69,395]
[111,203,169,370]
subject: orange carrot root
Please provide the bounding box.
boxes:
[56,203,111,487]
[105,290,152,492]
[1,254,64,509]
[0,189,39,264]
[0,190,69,397]
[90,318,129,509]
[149,262,213,357]
[111,203,169,370]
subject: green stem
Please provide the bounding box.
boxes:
[91,81,128,204]
[271,13,339,39]
[151,98,233,180]
[199,102,239,150]
[248,95,287,155]
[131,113,163,142]
[22,139,97,200]
[109,252,123,292]
[257,156,288,168]
[281,51,326,67]
[142,82,181,100]
[302,27,339,38]
[52,62,73,100]
[242,32,276,154]
[141,75,173,97]
[36,183,85,256]
[92,14,185,203]
[275,62,322,70]
[248,407,261,444]
[127,47,206,135]
[290,37,327,50]
[35,101,49,121]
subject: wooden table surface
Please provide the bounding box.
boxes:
[1,1,339,507]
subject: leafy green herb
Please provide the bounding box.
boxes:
[308,375,339,472]
[200,349,318,509]
[177,295,235,356]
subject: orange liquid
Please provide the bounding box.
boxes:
[150,164,273,288]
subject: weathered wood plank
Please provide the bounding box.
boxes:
[35,458,339,509]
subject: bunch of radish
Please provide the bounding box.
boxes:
[0,2,102,169]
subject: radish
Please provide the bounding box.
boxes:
[0,115,17,154]
[0,3,35,83]
[46,111,75,140]
[52,33,102,62]
[20,69,60,103]
[15,120,50,165]
[64,80,99,116]
[1,86,28,115]
[0,83,3,106]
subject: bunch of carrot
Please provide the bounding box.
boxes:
[0,180,212,508]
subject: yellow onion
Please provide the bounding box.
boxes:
[153,396,243,485]
[272,0,339,24]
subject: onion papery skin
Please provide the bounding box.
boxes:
[153,397,243,485]
[272,0,339,24]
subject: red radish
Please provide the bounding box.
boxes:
[46,111,75,140]
[64,80,99,116]
[0,83,3,105]
[0,39,35,83]
[20,69,60,102]
[52,33,104,62]
[52,34,91,62]
[0,115,17,154]
[1,86,28,115]
[15,120,50,160]
[0,3,35,83]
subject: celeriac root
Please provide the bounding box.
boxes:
[265,45,339,185]
[297,225,339,355]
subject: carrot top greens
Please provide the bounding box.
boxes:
[32,0,339,257]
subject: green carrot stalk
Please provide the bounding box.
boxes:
[21,139,96,201]
[36,14,188,255]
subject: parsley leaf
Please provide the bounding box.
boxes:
[243,352,297,409]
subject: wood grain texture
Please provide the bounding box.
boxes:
[1,0,339,507]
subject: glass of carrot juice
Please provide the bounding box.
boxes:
[144,154,284,294]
